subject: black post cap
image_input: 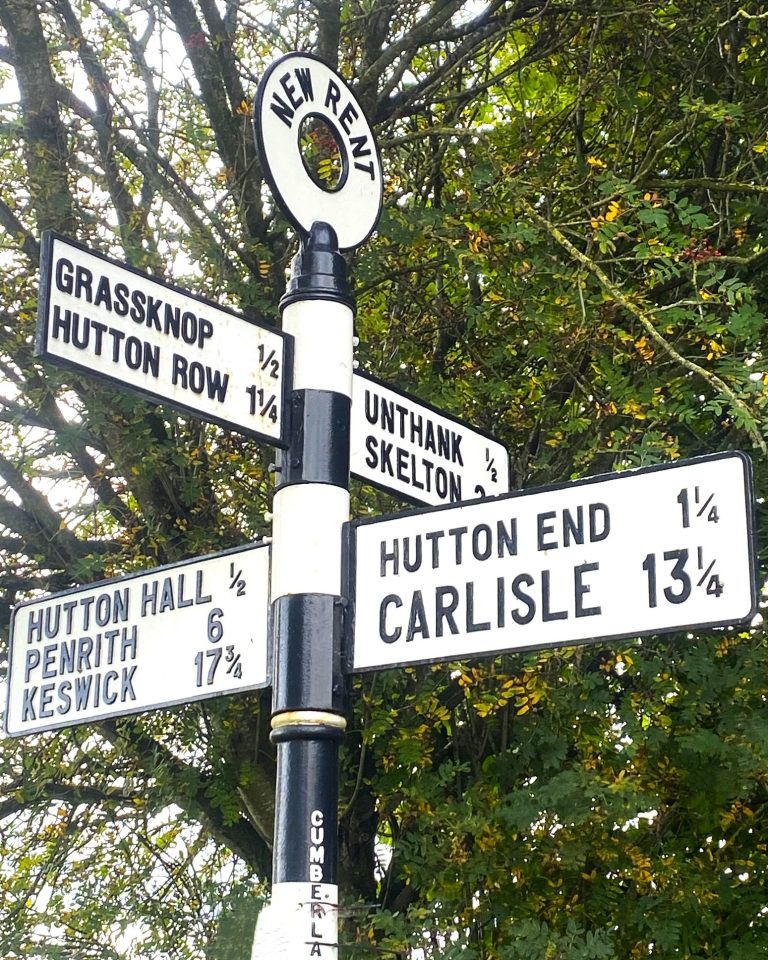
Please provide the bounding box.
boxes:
[280,221,354,311]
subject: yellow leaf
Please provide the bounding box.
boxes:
[587,155,606,168]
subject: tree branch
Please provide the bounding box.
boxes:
[521,199,768,456]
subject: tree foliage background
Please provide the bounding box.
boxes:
[1,0,767,957]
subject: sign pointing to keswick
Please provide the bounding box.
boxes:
[6,544,271,737]
[37,233,292,446]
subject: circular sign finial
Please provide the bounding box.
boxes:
[254,53,383,251]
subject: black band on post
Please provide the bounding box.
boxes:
[271,594,345,714]
[272,737,340,884]
[278,390,351,488]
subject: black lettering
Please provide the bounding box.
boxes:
[130,288,146,322]
[590,503,610,541]
[159,577,175,613]
[537,511,557,550]
[121,627,138,661]
[195,570,212,604]
[270,92,294,128]
[339,100,359,134]
[575,562,601,617]
[562,506,584,547]
[141,580,158,616]
[198,317,213,347]
[396,448,408,483]
[410,454,425,490]
[380,539,398,576]
[364,434,378,469]
[177,574,193,608]
[181,311,197,345]
[171,354,188,388]
[39,683,54,718]
[437,425,451,460]
[424,421,436,454]
[466,582,490,632]
[75,266,93,301]
[435,586,459,636]
[55,257,74,294]
[472,524,492,560]
[354,158,375,179]
[57,680,72,715]
[497,576,505,628]
[497,519,517,557]
[27,609,44,643]
[24,649,40,682]
[71,312,89,349]
[114,283,129,316]
[364,389,378,425]
[511,573,536,625]
[295,66,314,102]
[379,595,402,643]
[103,670,119,705]
[448,526,467,563]
[350,134,371,159]
[406,591,429,642]
[93,275,112,310]
[41,643,57,679]
[380,398,395,433]
[279,71,303,109]
[541,569,568,621]
[74,674,92,710]
[451,434,464,466]
[51,305,72,342]
[108,326,125,361]
[403,536,422,573]
[380,441,394,476]
[324,79,341,114]
[425,530,444,568]
[435,467,448,500]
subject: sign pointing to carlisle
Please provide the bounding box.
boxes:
[36,233,292,446]
[346,453,757,672]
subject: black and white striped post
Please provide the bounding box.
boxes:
[252,54,382,958]
[265,221,353,957]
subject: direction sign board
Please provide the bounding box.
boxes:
[350,371,511,506]
[254,52,383,251]
[36,232,292,447]
[346,452,756,672]
[5,543,271,736]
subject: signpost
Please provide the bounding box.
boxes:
[37,232,292,446]
[346,452,756,672]
[251,52,384,960]
[3,44,759,960]
[350,371,511,506]
[5,544,271,736]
